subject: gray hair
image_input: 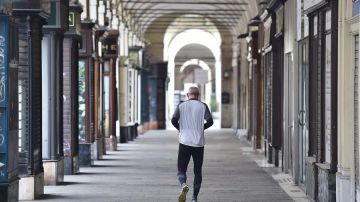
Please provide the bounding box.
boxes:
[187,86,200,95]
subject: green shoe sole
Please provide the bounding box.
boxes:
[178,185,189,202]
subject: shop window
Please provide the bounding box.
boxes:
[324,9,332,164]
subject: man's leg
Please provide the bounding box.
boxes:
[177,144,192,202]
[192,147,204,200]
[177,143,192,185]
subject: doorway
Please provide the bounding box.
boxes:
[298,39,309,184]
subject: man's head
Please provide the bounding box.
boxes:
[187,86,200,100]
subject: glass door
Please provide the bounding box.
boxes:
[298,39,309,184]
[285,52,294,174]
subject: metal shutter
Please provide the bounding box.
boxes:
[355,34,359,192]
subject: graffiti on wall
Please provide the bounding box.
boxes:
[0,16,9,182]
[0,35,6,103]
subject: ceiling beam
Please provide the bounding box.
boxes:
[132,13,243,21]
[133,14,243,19]
[140,22,238,27]
[144,28,234,32]
[134,15,243,24]
[121,0,248,6]
[125,8,246,12]
[140,21,239,25]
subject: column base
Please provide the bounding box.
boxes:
[79,143,94,167]
[317,163,336,202]
[64,155,79,175]
[127,126,133,141]
[120,126,129,143]
[305,157,318,201]
[149,121,161,130]
[105,135,117,151]
[19,172,44,200]
[93,138,104,159]
[267,144,273,164]
[0,179,19,202]
[138,122,149,134]
[134,123,139,138]
[43,157,64,185]
[336,166,354,202]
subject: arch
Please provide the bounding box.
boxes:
[180,59,212,105]
[165,28,222,121]
[179,59,211,72]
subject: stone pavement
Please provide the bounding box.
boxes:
[29,129,307,202]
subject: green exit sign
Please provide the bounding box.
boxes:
[69,12,75,26]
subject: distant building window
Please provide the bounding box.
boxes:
[354,0,360,16]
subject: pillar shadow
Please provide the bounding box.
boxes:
[58,181,86,186]
[37,194,65,200]
[76,172,99,175]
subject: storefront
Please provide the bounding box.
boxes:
[304,0,338,201]
[261,0,284,168]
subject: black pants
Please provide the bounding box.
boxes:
[177,143,204,198]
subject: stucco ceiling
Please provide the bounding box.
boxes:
[121,0,264,38]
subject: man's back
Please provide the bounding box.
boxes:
[172,99,212,147]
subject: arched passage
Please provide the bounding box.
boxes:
[165,28,222,122]
[179,59,212,105]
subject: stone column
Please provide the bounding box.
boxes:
[93,26,105,158]
[63,2,82,175]
[79,21,96,167]
[336,0,354,201]
[119,56,129,143]
[148,62,168,129]
[13,7,48,200]
[101,30,119,151]
[41,0,69,185]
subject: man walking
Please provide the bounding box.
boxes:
[171,86,214,202]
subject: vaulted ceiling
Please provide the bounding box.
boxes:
[120,0,265,39]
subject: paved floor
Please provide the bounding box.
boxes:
[33,129,305,202]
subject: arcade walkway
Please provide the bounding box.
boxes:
[31,130,308,202]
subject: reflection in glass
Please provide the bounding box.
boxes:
[78,60,86,142]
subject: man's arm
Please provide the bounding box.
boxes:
[204,104,213,130]
[171,104,180,131]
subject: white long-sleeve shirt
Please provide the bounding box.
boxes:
[171,99,213,147]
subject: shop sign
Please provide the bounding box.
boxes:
[303,0,326,14]
[129,51,139,68]
[101,38,118,56]
[222,92,230,104]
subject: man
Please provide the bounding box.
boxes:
[171,86,214,202]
